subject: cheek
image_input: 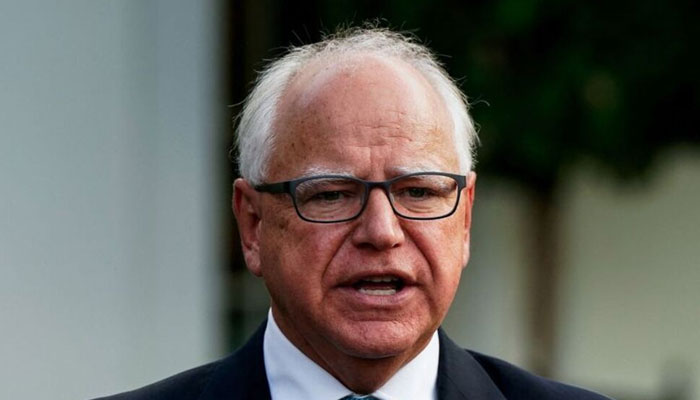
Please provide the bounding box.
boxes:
[407,220,466,298]
[258,215,347,287]
[414,220,466,266]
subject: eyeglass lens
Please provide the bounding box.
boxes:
[293,174,460,222]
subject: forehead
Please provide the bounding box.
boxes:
[267,54,457,179]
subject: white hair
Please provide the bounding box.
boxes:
[234,28,478,184]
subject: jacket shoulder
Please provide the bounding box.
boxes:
[92,361,219,400]
[468,351,612,400]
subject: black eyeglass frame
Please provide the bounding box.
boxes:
[253,171,467,223]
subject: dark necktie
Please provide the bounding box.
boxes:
[339,395,380,400]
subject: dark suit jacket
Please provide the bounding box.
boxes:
[94,323,611,399]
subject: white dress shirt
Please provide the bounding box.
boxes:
[263,310,439,400]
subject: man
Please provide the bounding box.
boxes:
[98,28,610,399]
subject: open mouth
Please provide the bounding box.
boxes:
[351,276,405,296]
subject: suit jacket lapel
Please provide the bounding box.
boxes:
[437,329,507,400]
[199,322,272,400]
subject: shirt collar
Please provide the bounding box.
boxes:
[263,310,439,400]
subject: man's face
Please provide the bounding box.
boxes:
[235,55,475,367]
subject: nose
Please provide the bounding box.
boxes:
[351,187,405,250]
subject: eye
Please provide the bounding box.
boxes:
[295,177,360,205]
[311,191,344,202]
[406,187,430,198]
[394,185,439,200]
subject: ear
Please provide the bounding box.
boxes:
[461,172,477,268]
[233,178,263,277]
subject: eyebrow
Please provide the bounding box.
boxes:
[389,164,451,176]
[297,164,450,180]
[297,166,354,178]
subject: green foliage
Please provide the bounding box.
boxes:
[266,0,700,189]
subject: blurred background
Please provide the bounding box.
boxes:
[1,0,698,399]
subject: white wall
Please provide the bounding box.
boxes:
[0,1,224,398]
[558,149,700,399]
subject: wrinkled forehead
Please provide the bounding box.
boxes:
[267,54,458,179]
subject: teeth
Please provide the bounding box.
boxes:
[365,277,398,283]
[359,288,397,296]
[352,276,404,295]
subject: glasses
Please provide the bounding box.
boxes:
[254,172,467,223]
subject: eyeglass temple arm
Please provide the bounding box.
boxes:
[253,181,290,194]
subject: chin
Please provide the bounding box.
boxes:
[329,319,428,360]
